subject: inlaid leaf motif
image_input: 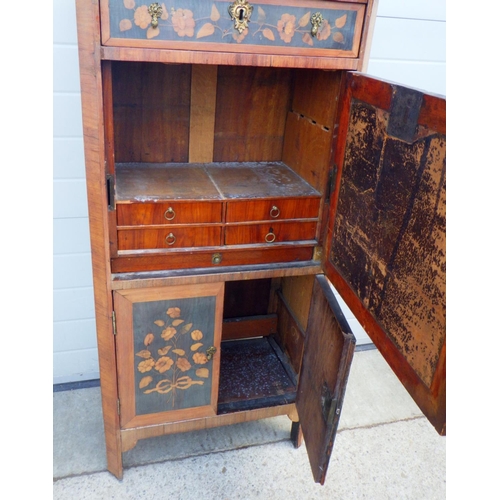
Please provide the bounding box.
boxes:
[172,349,186,356]
[333,32,344,43]
[139,376,153,389]
[123,0,135,9]
[197,22,215,39]
[146,26,160,40]
[136,349,152,359]
[210,4,220,22]
[191,330,203,341]
[262,28,275,41]
[191,342,203,351]
[302,32,313,46]
[196,368,209,378]
[257,6,266,24]
[144,333,154,346]
[161,3,169,20]
[158,346,172,355]
[154,320,165,327]
[335,14,347,28]
[172,319,184,326]
[119,19,132,32]
[180,323,193,334]
[298,12,311,27]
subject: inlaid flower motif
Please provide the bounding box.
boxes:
[161,326,177,341]
[123,0,135,9]
[191,330,203,341]
[138,358,155,373]
[193,352,208,365]
[134,5,152,29]
[171,8,195,38]
[155,356,174,373]
[277,14,296,43]
[176,357,192,372]
[167,307,181,318]
[316,19,331,41]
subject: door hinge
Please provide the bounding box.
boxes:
[117,398,121,416]
[325,164,338,202]
[112,311,117,336]
[321,382,338,424]
[106,174,115,210]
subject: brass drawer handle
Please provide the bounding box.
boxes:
[270,205,280,218]
[164,207,176,221]
[165,232,176,246]
[228,0,253,33]
[265,231,276,243]
[311,12,324,38]
[212,253,222,265]
[206,346,217,360]
[148,3,163,29]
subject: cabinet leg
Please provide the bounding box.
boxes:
[290,421,303,448]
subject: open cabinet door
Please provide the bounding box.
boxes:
[296,275,356,485]
[323,72,446,434]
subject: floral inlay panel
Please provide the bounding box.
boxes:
[133,296,216,415]
[107,1,360,52]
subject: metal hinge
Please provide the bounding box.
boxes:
[117,399,121,416]
[112,311,117,336]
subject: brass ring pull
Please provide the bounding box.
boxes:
[228,0,253,33]
[311,12,324,38]
[265,232,276,243]
[206,346,217,360]
[164,207,175,221]
[270,205,280,218]
[165,233,176,246]
[148,3,163,29]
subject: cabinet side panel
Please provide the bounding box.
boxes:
[75,0,123,479]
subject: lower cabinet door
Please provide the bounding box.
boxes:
[113,282,224,429]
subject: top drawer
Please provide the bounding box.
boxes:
[101,1,366,60]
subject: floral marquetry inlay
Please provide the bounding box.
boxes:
[107,0,360,52]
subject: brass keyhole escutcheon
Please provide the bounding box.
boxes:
[164,207,175,220]
[228,0,253,33]
[165,232,176,246]
[206,346,217,360]
[212,253,223,265]
[148,2,163,29]
[311,12,324,38]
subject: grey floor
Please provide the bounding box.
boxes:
[53,348,445,499]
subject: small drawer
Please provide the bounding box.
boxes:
[117,202,222,226]
[225,221,317,245]
[101,1,365,61]
[226,198,320,223]
[118,227,221,250]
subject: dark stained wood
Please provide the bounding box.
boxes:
[296,275,356,485]
[112,62,191,163]
[117,226,222,250]
[223,279,272,319]
[111,245,316,273]
[324,72,446,434]
[225,221,318,245]
[117,201,223,226]
[75,0,123,479]
[290,421,304,448]
[213,66,292,161]
[226,197,320,222]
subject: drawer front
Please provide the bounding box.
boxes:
[102,1,365,59]
[226,197,320,222]
[118,227,222,249]
[225,221,317,245]
[117,202,223,226]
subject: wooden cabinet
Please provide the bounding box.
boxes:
[76,0,446,485]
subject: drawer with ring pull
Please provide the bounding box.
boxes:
[225,221,317,245]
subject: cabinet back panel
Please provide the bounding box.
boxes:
[213,66,293,162]
[112,62,191,163]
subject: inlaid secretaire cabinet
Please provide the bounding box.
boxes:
[76,0,445,484]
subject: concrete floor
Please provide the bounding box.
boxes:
[53,348,446,499]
